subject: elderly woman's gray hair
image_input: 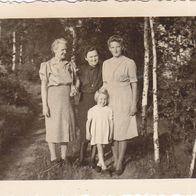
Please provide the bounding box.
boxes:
[51,38,67,53]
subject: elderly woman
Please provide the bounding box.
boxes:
[102,35,138,175]
[39,38,79,165]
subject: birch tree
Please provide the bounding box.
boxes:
[12,31,16,72]
[149,17,160,163]
[189,139,196,177]
[141,17,150,136]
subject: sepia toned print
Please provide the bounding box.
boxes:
[0,17,195,181]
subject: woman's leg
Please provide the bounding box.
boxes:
[111,140,119,168]
[117,140,127,170]
[79,141,88,162]
[60,142,68,160]
[48,142,57,161]
[91,145,97,161]
[97,144,106,170]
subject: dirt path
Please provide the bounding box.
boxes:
[0,111,147,180]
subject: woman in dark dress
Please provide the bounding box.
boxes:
[77,46,102,167]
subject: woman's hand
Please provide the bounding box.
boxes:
[130,105,137,116]
[43,105,50,118]
[86,133,91,141]
[70,85,79,96]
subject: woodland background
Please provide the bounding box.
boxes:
[0,17,195,179]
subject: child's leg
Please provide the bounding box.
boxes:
[97,144,107,170]
[111,141,119,168]
[48,142,57,161]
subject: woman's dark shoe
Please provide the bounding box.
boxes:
[50,159,61,167]
[115,166,124,176]
[101,169,111,177]
[89,159,97,169]
[73,158,86,167]
[109,165,116,173]
[95,165,102,173]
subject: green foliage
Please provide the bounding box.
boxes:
[0,73,30,106]
[155,17,196,142]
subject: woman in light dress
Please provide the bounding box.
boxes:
[39,38,79,165]
[102,35,138,175]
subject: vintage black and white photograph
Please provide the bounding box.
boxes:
[0,17,195,180]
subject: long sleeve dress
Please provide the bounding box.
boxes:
[102,55,138,141]
[39,58,76,143]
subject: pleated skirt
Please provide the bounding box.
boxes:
[45,85,76,143]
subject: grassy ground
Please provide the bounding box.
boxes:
[0,81,193,180]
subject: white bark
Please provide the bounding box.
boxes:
[149,17,160,163]
[19,44,23,65]
[189,139,196,177]
[0,20,1,40]
[12,31,16,72]
[142,17,150,135]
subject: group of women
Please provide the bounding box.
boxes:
[39,35,138,176]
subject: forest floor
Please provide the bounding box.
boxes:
[0,82,193,180]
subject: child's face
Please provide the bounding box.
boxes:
[97,94,107,107]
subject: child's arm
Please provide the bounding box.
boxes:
[86,119,92,141]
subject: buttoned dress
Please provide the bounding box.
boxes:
[102,56,138,141]
[39,58,76,143]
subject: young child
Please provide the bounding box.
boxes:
[86,88,113,172]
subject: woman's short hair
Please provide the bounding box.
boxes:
[94,87,109,104]
[51,38,67,53]
[84,46,99,58]
[107,35,124,49]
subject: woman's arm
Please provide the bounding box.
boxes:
[41,81,50,117]
[130,82,137,116]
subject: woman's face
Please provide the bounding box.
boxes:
[85,50,99,67]
[54,43,67,60]
[109,41,123,57]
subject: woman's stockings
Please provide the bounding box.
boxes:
[48,142,57,161]
[112,141,119,168]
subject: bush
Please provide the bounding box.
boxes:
[0,73,30,106]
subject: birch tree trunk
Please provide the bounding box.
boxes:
[0,20,2,41]
[19,44,23,66]
[141,17,150,136]
[12,31,16,72]
[189,139,196,177]
[149,17,160,163]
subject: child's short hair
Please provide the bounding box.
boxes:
[94,87,109,103]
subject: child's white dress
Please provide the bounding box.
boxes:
[87,105,113,145]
